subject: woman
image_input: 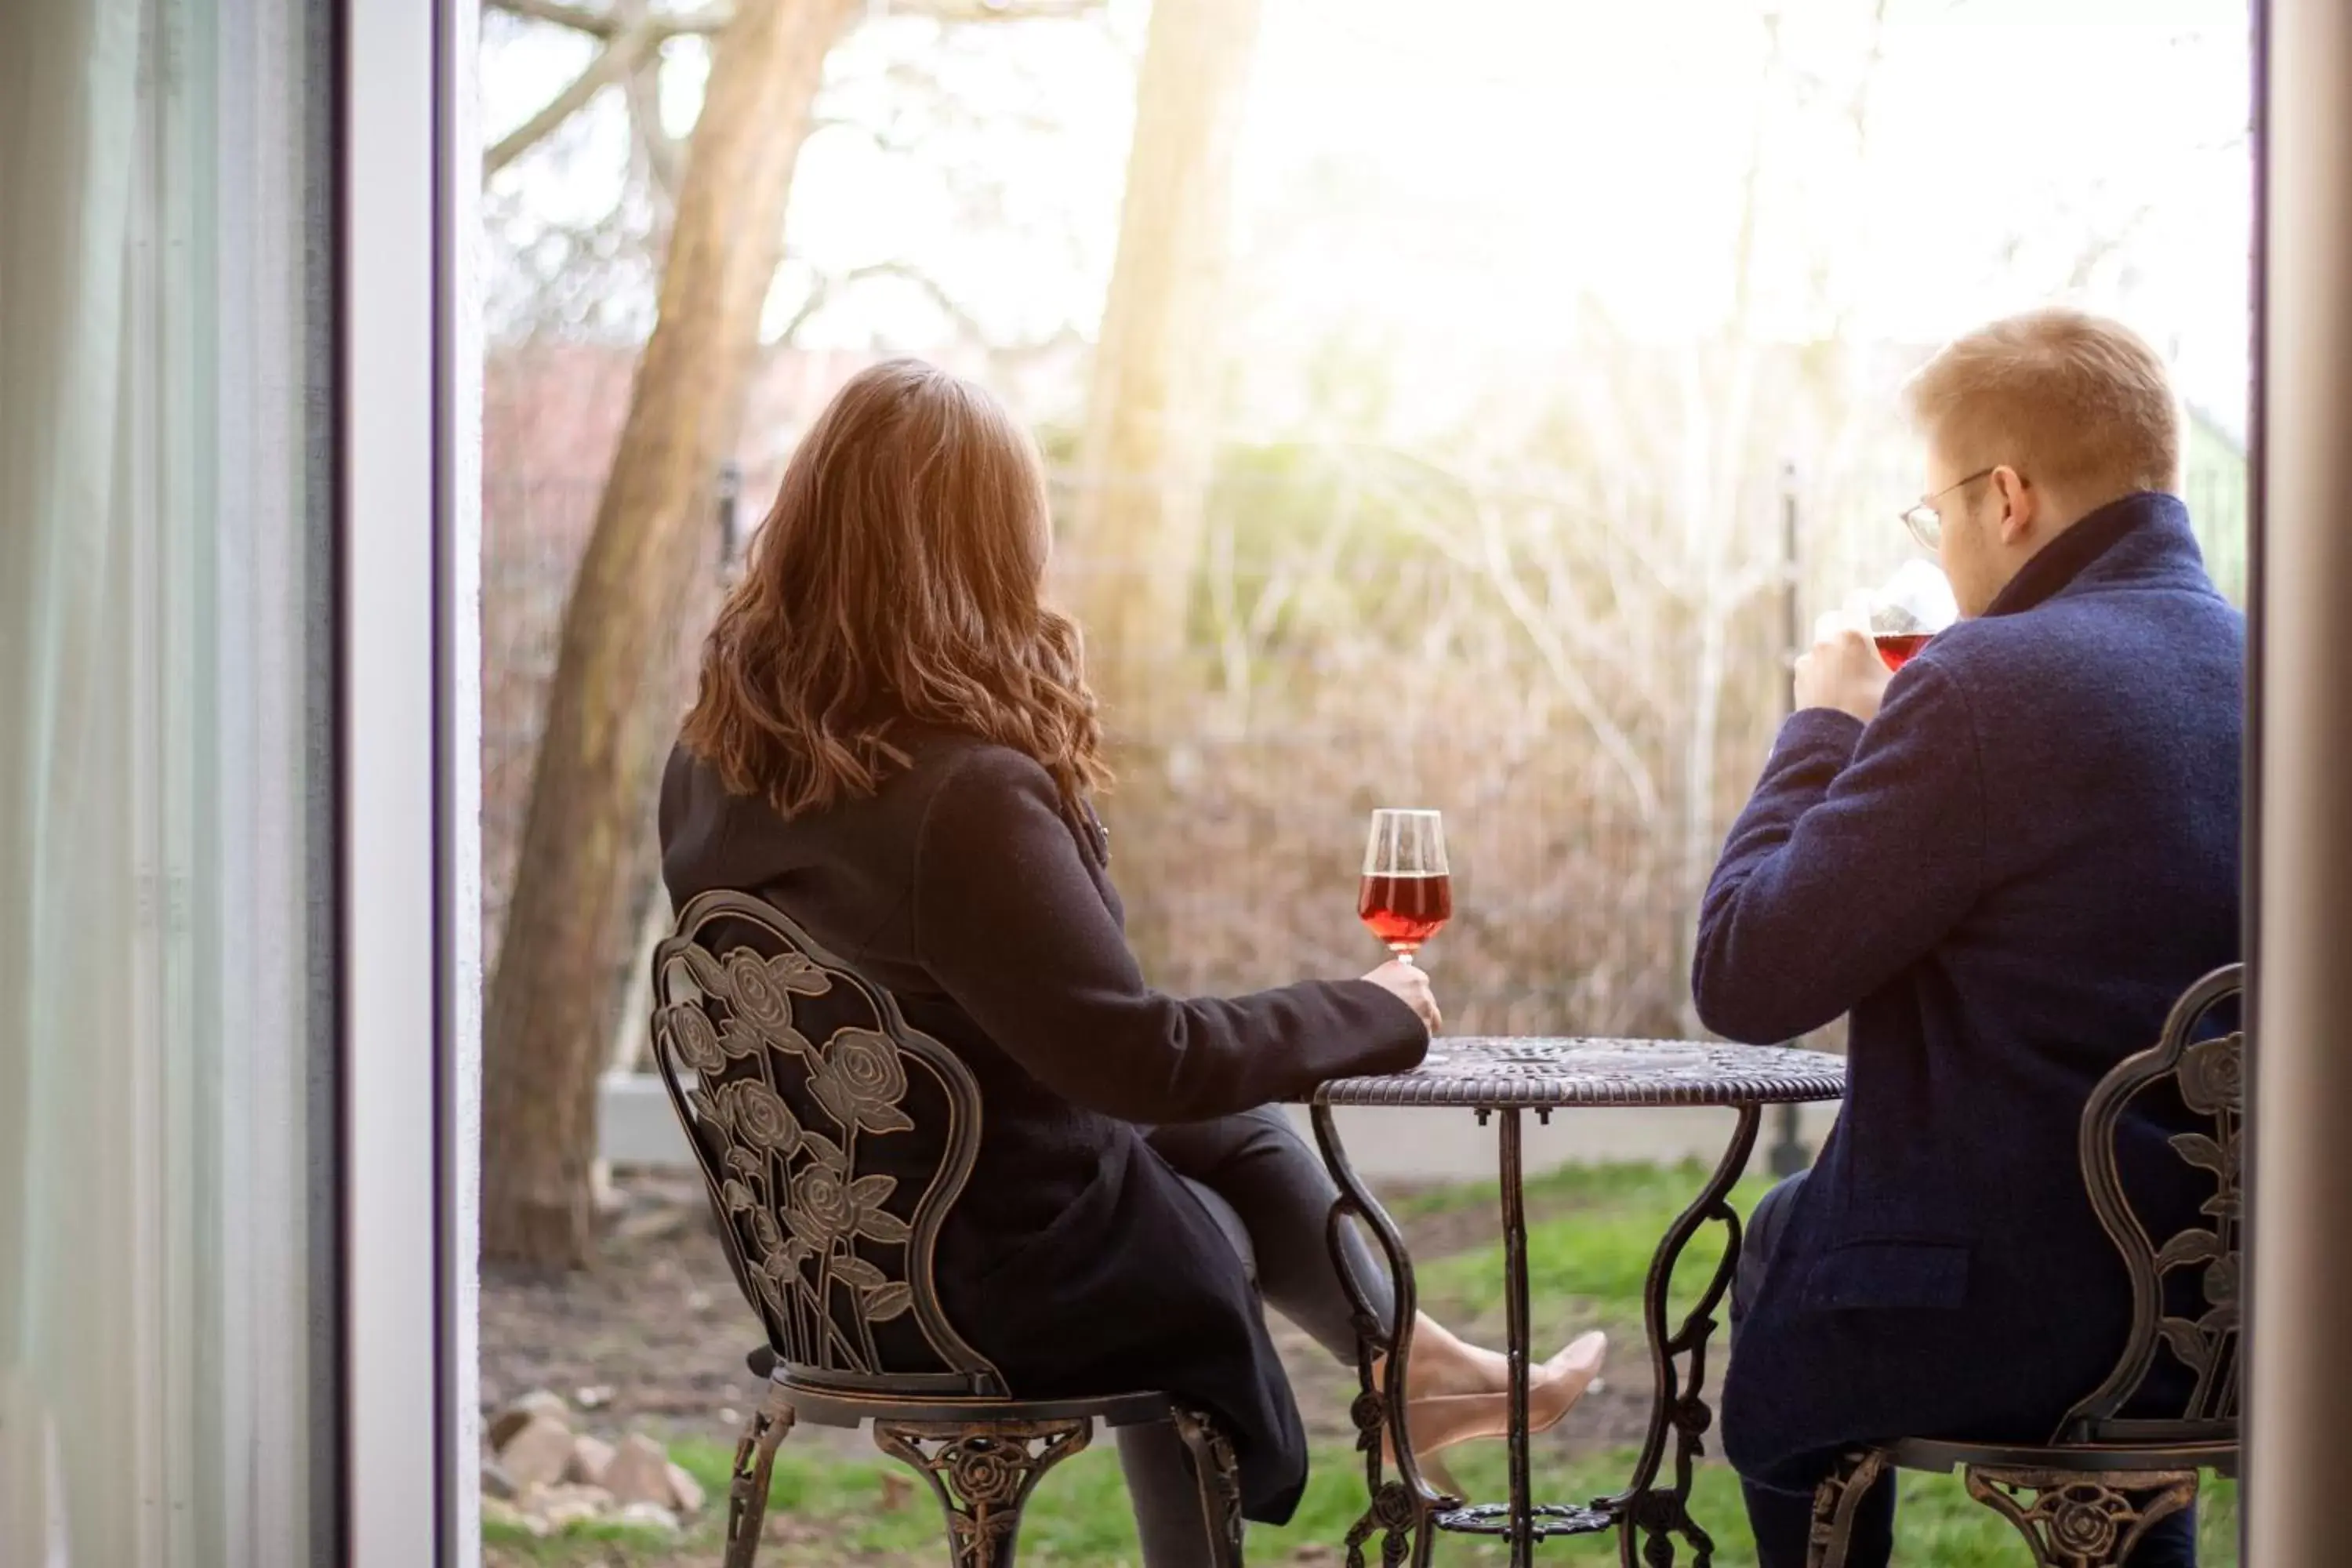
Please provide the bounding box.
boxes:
[660,359,1602,1563]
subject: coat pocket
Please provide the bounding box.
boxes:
[1799,1237,1971,1312]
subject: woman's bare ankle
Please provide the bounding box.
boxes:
[1391,1316,1506,1400]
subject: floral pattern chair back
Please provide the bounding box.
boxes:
[2058,963,2244,1444]
[651,890,1004,1396]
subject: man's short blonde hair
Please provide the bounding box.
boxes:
[1902,308,2182,502]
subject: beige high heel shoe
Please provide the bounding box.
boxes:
[1385,1330,1608,1497]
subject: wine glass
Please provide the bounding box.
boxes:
[1865,560,1958,672]
[1359,809,1451,964]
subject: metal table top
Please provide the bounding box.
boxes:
[1306,1036,1846,1110]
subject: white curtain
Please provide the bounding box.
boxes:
[0,1,151,1561]
[0,0,327,1563]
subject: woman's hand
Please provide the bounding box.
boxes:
[1362,960,1442,1036]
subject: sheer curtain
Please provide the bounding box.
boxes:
[0,1,148,1555]
[0,0,332,1564]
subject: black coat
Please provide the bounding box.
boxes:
[1693,493,2243,1487]
[660,728,1429,1521]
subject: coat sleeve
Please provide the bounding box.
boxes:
[1691,659,1988,1044]
[910,746,1429,1123]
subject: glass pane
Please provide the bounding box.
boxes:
[0,0,333,1563]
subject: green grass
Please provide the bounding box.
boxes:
[1389,1158,1752,1225]
[1414,1161,1776,1332]
[1260,1444,2239,1566]
[485,1161,2240,1564]
[485,1515,695,1552]
[489,1438,2238,1566]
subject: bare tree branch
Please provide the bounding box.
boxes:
[1206,509,1253,728]
[487,20,667,175]
[768,274,839,347]
[623,55,685,195]
[656,4,737,34]
[1470,497,1661,824]
[487,0,710,185]
[485,0,1090,183]
[490,0,622,34]
[887,0,1099,18]
[609,0,686,195]
[767,259,986,347]
[487,0,735,36]
[1374,467,1663,822]
[870,262,989,339]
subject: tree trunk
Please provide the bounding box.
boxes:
[482,0,862,1269]
[1065,0,1264,730]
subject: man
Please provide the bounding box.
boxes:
[1693,308,2242,1567]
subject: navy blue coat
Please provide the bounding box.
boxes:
[1693,492,2243,1487]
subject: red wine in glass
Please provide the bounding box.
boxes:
[1358,872,1454,954]
[1874,632,1932,671]
[1866,563,1956,674]
[1361,808,1450,962]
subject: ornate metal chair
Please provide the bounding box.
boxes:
[651,890,1244,1568]
[1809,964,2244,1568]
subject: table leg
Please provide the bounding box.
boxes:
[1601,1102,1762,1568]
[1311,1099,1615,1563]
[1310,1101,1439,1568]
[1499,1106,1534,1566]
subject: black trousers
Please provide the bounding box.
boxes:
[1117,1107,1393,1568]
[1732,1173,2199,1568]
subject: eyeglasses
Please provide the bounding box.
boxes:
[1898,467,2000,550]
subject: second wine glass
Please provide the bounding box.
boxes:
[1359,808,1451,964]
[1867,560,1959,672]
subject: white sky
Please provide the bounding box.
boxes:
[483,0,2253,435]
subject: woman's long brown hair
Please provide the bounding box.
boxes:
[681,358,1109,817]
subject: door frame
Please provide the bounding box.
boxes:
[2248,1,2352,1562]
[339,0,481,1562]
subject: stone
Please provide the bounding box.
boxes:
[534,1483,612,1533]
[495,1414,576,1493]
[488,1389,570,1450]
[602,1434,675,1508]
[517,1388,571,1419]
[614,1501,681,1536]
[591,1158,626,1218]
[480,1456,517,1501]
[574,1384,615,1411]
[479,1497,548,1538]
[611,1204,695,1247]
[564,1434,616,1488]
[666,1461,706,1516]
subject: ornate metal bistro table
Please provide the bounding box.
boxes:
[1294,1038,1846,1568]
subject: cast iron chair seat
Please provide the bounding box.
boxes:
[1809,965,2245,1568]
[746,1344,1194,1430]
[1876,1436,2238,1481]
[653,891,1243,1568]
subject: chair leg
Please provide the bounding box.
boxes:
[1807,1450,1890,1568]
[1962,1466,2200,1568]
[724,1385,796,1568]
[873,1417,1092,1568]
[1171,1406,1247,1568]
